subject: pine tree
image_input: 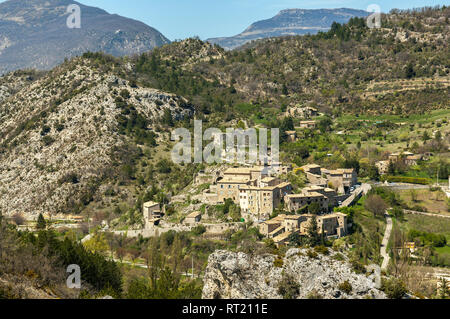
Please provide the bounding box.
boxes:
[368,165,380,181]
[307,216,321,246]
[36,213,46,230]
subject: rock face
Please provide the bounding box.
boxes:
[0,0,170,74]
[202,249,386,299]
[207,8,369,50]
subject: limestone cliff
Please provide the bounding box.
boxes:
[202,249,386,299]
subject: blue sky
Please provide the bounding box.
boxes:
[3,0,450,40]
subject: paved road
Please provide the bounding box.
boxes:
[339,183,372,207]
[381,211,393,270]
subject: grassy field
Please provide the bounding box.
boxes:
[337,109,450,125]
[335,109,450,152]
[396,189,450,215]
[397,214,450,240]
[435,246,450,255]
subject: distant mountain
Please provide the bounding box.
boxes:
[207,8,369,50]
[0,0,170,74]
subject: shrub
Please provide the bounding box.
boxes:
[350,259,366,274]
[390,207,404,220]
[273,257,284,268]
[381,278,407,299]
[314,245,329,255]
[40,125,51,136]
[120,89,131,99]
[191,225,206,236]
[42,135,55,146]
[338,280,353,294]
[306,290,323,299]
[332,253,345,261]
[306,249,318,259]
[382,176,430,185]
[58,172,79,185]
[277,274,300,299]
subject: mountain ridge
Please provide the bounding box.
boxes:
[207,8,369,50]
[0,0,170,74]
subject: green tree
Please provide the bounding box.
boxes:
[368,165,380,181]
[381,278,407,299]
[344,157,360,174]
[307,216,321,246]
[404,62,416,79]
[390,207,404,221]
[308,202,321,215]
[318,117,333,133]
[83,233,110,256]
[388,160,396,175]
[36,213,46,230]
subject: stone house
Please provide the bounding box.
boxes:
[323,168,357,194]
[301,185,338,206]
[302,164,357,194]
[216,166,273,204]
[185,211,202,225]
[404,154,423,166]
[375,160,390,175]
[239,181,292,219]
[299,120,317,129]
[285,130,297,142]
[284,192,329,213]
[143,201,162,229]
[259,213,348,246]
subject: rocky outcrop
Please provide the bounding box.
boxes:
[202,249,386,299]
[0,58,193,216]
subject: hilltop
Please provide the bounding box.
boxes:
[131,7,449,121]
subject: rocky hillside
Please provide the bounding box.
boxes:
[207,8,369,50]
[0,0,170,74]
[0,56,193,217]
[133,7,449,118]
[202,249,386,299]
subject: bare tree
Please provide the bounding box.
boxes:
[364,195,388,217]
